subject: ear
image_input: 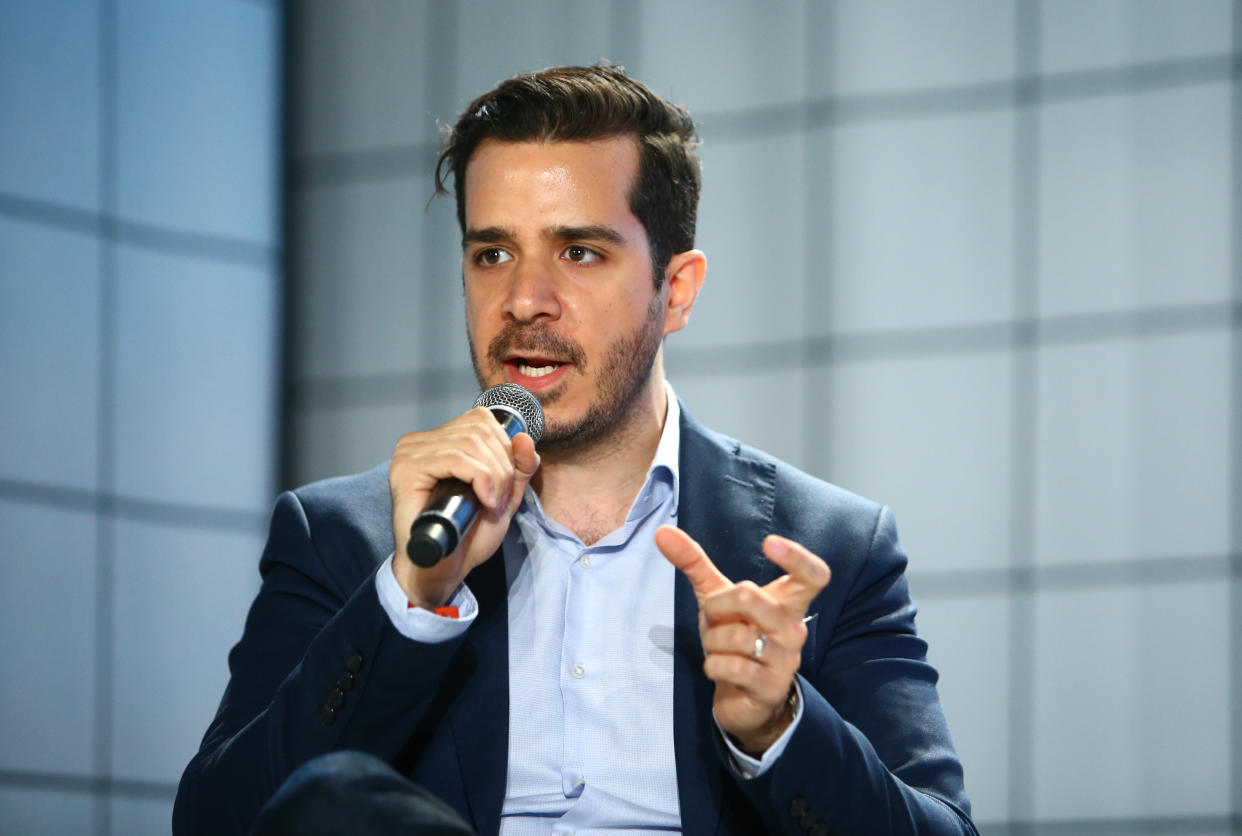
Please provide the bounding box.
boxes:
[661,249,706,336]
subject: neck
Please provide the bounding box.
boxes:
[532,374,669,541]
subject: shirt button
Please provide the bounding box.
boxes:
[571,664,586,679]
[579,555,592,569]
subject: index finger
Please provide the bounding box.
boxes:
[761,534,831,614]
[654,525,732,599]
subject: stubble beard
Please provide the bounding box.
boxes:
[469,293,665,460]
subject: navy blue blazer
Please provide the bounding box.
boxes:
[175,406,976,835]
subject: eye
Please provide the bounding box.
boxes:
[562,244,602,264]
[474,247,513,266]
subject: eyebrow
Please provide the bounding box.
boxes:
[462,226,512,247]
[547,224,626,246]
[462,224,627,248]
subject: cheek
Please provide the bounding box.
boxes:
[463,290,491,331]
[463,308,489,355]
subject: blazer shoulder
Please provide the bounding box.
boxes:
[261,462,393,587]
[679,402,887,564]
[292,461,392,529]
[763,451,884,554]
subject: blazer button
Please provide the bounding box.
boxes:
[317,704,336,726]
[336,670,355,692]
[789,796,809,818]
[799,810,818,831]
[325,687,345,710]
[346,651,364,674]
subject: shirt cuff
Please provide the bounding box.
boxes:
[375,552,478,642]
[715,679,805,779]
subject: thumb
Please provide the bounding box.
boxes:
[505,432,540,511]
[512,432,540,479]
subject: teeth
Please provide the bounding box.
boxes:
[518,363,558,378]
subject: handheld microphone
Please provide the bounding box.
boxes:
[406,383,545,568]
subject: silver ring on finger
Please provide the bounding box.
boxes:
[752,632,768,661]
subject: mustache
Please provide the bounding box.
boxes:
[487,322,587,369]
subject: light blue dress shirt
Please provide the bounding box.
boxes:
[376,384,802,834]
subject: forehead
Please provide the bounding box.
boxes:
[462,137,641,228]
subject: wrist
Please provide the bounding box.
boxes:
[391,552,455,610]
[733,686,799,757]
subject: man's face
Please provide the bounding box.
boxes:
[461,137,670,455]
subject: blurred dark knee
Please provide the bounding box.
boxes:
[251,751,473,836]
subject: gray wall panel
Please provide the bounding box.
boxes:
[1040,0,1233,73]
[0,219,101,490]
[830,110,1014,333]
[115,0,279,243]
[110,520,262,783]
[1038,83,1231,317]
[1032,581,1232,819]
[113,247,278,512]
[638,0,810,112]
[0,2,282,831]
[1034,331,1231,567]
[0,502,97,775]
[0,787,94,835]
[913,592,1011,825]
[452,0,613,110]
[0,0,100,210]
[688,133,807,347]
[110,798,176,836]
[294,0,435,157]
[832,0,1016,95]
[822,351,1013,573]
[295,170,466,384]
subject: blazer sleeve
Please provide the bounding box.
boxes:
[173,489,467,836]
[731,505,978,836]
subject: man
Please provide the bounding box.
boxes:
[175,65,976,835]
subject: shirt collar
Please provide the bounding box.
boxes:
[518,378,682,529]
[651,378,681,516]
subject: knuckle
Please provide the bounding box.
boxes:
[465,429,493,457]
[734,581,760,606]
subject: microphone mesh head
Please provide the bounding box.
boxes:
[473,383,545,444]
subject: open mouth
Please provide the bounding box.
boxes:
[513,358,563,378]
[505,354,570,387]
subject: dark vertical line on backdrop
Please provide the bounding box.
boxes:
[1229,4,1242,827]
[1008,1,1040,831]
[801,0,836,480]
[608,0,641,75]
[417,0,459,428]
[94,0,118,832]
[278,3,298,493]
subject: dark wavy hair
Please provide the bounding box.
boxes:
[435,64,701,288]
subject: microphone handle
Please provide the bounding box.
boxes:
[406,408,527,568]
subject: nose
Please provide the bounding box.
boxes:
[501,256,562,323]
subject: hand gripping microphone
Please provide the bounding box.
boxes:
[406,383,545,568]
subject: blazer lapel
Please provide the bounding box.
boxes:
[449,550,510,832]
[674,406,777,836]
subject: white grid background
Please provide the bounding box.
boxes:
[0,0,281,833]
[1,2,1235,835]
[285,2,1240,834]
